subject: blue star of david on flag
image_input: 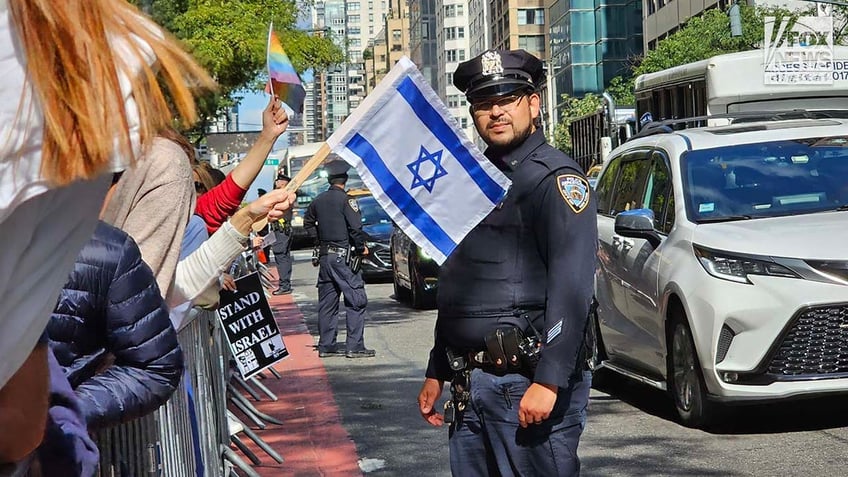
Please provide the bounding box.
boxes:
[407,146,448,193]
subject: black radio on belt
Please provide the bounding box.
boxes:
[484,327,540,372]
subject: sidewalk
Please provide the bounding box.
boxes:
[230,291,363,476]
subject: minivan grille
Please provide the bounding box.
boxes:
[767,305,848,377]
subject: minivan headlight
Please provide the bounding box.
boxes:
[693,245,801,284]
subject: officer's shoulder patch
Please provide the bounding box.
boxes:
[557,174,590,214]
[348,198,359,213]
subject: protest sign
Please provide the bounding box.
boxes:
[217,272,288,378]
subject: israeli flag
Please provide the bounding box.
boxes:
[325,57,511,265]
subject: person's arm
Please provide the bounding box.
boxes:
[195,174,249,235]
[518,168,596,428]
[173,189,296,307]
[343,198,368,253]
[303,202,318,243]
[229,97,289,189]
[531,169,597,389]
[74,235,183,429]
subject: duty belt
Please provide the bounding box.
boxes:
[320,245,349,257]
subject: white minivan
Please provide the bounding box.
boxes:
[592,116,848,428]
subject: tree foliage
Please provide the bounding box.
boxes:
[552,93,603,153]
[133,0,343,138]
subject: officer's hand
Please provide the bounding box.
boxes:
[260,96,289,141]
[417,378,445,427]
[362,246,370,256]
[518,383,558,428]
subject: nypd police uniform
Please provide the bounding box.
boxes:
[271,172,294,295]
[304,161,375,358]
[425,49,598,476]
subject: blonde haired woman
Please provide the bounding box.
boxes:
[0,0,214,465]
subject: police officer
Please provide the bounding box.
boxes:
[417,49,597,476]
[271,172,294,295]
[304,161,376,358]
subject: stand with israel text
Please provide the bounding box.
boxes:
[218,272,289,379]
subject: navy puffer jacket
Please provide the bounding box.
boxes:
[48,221,183,429]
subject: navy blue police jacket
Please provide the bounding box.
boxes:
[427,129,598,389]
[303,186,367,252]
[48,221,183,429]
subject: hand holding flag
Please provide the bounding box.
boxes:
[267,23,306,113]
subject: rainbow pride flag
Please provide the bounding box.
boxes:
[267,23,306,113]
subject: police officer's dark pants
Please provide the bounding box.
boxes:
[272,230,293,290]
[449,369,592,477]
[316,253,368,353]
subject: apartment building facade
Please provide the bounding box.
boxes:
[435,0,475,137]
[310,0,391,141]
[409,0,440,90]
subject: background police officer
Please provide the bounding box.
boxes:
[417,49,597,476]
[304,161,376,359]
[270,172,295,295]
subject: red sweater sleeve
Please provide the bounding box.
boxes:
[195,173,247,234]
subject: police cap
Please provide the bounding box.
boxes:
[453,49,543,100]
[324,160,350,181]
[276,171,291,182]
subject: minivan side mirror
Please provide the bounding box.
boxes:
[614,209,662,248]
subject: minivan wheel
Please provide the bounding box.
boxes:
[669,315,713,429]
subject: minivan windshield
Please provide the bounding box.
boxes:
[682,136,848,222]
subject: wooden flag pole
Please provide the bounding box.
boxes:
[284,142,332,193]
[251,143,332,233]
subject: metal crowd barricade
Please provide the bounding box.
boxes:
[94,308,232,477]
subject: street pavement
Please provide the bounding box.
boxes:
[287,250,848,476]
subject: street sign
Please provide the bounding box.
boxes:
[265,159,280,166]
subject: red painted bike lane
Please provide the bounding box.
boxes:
[232,293,363,476]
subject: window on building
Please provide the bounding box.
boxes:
[458,27,465,38]
[459,49,465,61]
[517,8,545,25]
[369,13,373,21]
[518,35,545,53]
[393,29,402,41]
[349,14,360,23]
[350,38,361,47]
[422,23,429,39]
[445,4,455,17]
[446,50,457,62]
[349,2,360,11]
[446,72,454,84]
[457,4,463,15]
[461,117,468,128]
[368,1,373,9]
[332,18,344,25]
[446,27,456,40]
[349,27,361,35]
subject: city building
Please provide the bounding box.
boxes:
[548,0,643,102]
[490,0,547,59]
[310,0,391,141]
[435,0,474,137]
[467,0,490,56]
[409,0,440,90]
[644,0,810,51]
[364,0,410,93]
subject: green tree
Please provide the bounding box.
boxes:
[133,0,343,139]
[552,93,603,153]
[606,75,635,107]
